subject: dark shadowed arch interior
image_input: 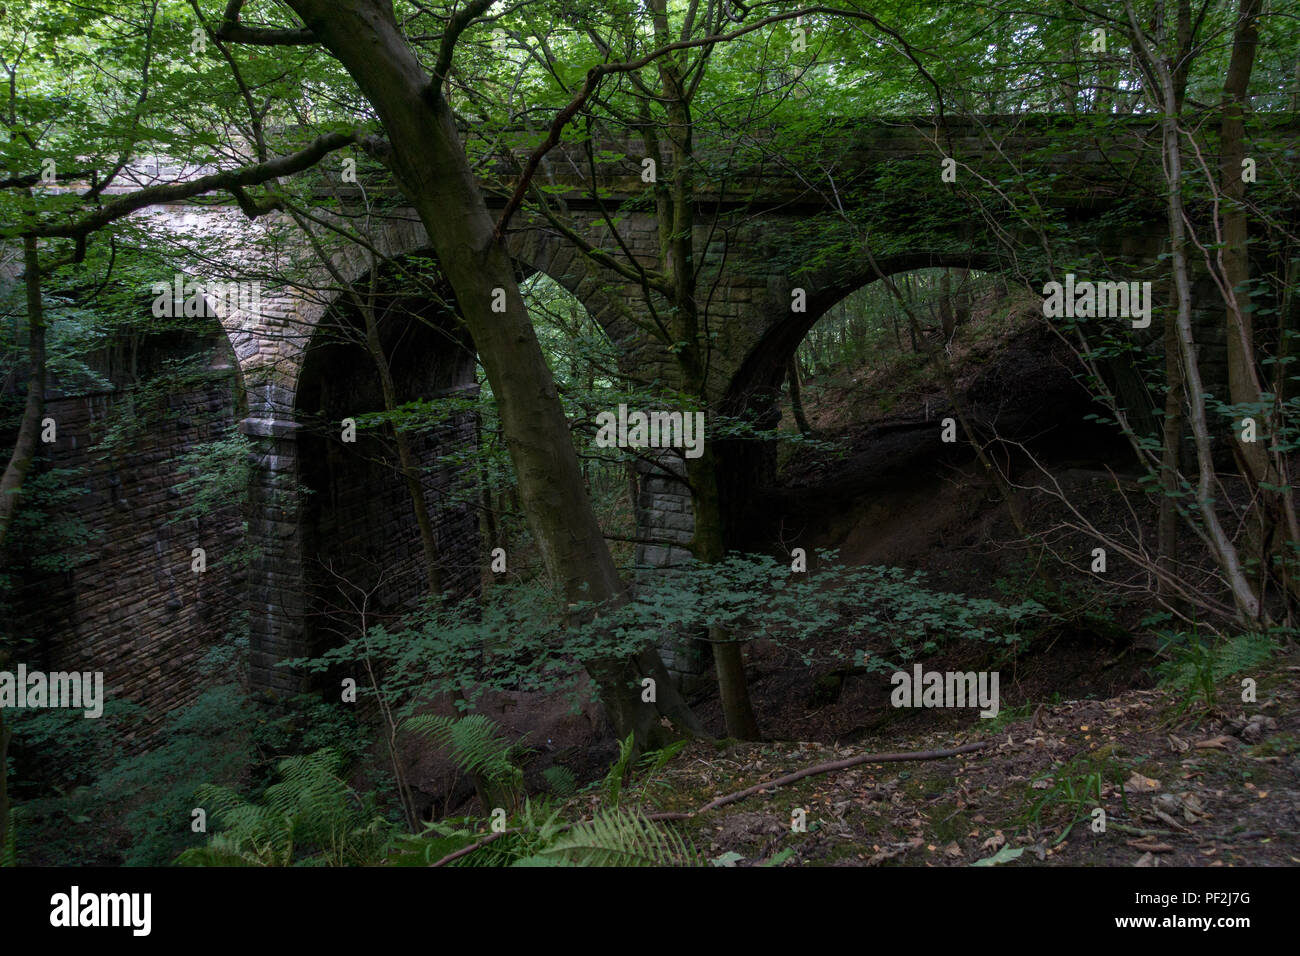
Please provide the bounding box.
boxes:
[715,262,1126,554]
[293,255,480,653]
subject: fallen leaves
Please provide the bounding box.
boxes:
[1124,772,1162,794]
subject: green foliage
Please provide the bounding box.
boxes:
[97,353,236,453]
[3,625,377,866]
[601,732,637,808]
[288,551,1047,721]
[402,713,526,805]
[1155,630,1278,721]
[179,711,698,867]
[541,765,578,799]
[1022,752,1130,846]
[0,467,99,607]
[1,805,16,868]
[94,683,257,867]
[515,807,695,867]
[390,733,698,867]
[981,700,1036,734]
[178,748,394,867]
[167,432,252,524]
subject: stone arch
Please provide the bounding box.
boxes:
[238,215,628,692]
[723,251,1005,413]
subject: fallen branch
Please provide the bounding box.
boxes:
[430,739,989,866]
[432,829,508,867]
[653,740,990,820]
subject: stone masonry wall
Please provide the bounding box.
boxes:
[2,376,245,738]
[297,386,481,641]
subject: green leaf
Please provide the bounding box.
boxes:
[971,846,1025,867]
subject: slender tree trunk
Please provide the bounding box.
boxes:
[1216,0,1300,608]
[939,268,956,342]
[953,268,972,327]
[1158,284,1186,588]
[0,236,46,865]
[625,460,640,515]
[0,237,48,556]
[1220,0,1264,480]
[788,357,813,436]
[477,412,498,552]
[1154,5,1193,584]
[1156,64,1260,621]
[643,0,760,740]
[362,305,444,598]
[687,443,760,740]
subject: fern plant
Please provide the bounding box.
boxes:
[541,765,577,798]
[1,806,16,867]
[178,748,395,867]
[514,808,695,867]
[389,731,699,867]
[182,713,699,866]
[390,802,699,867]
[1156,630,1276,723]
[402,713,527,812]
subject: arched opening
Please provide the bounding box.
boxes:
[292,254,480,660]
[720,265,1128,559]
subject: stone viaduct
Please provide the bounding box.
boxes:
[13,114,1300,712]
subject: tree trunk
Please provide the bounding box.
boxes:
[788,357,813,436]
[1158,283,1186,590]
[0,235,45,865]
[1217,0,1300,602]
[1156,64,1260,621]
[363,303,444,599]
[477,412,498,552]
[1220,0,1265,483]
[643,0,760,740]
[687,444,760,740]
[939,268,956,342]
[1156,4,1191,588]
[286,0,702,748]
[953,268,972,327]
[0,237,48,557]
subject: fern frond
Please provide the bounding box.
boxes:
[1212,632,1275,680]
[542,765,577,798]
[2,806,18,867]
[601,733,635,807]
[636,740,687,777]
[182,747,394,866]
[403,714,525,787]
[526,808,697,867]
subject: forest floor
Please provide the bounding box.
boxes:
[621,647,1300,866]
[618,307,1299,866]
